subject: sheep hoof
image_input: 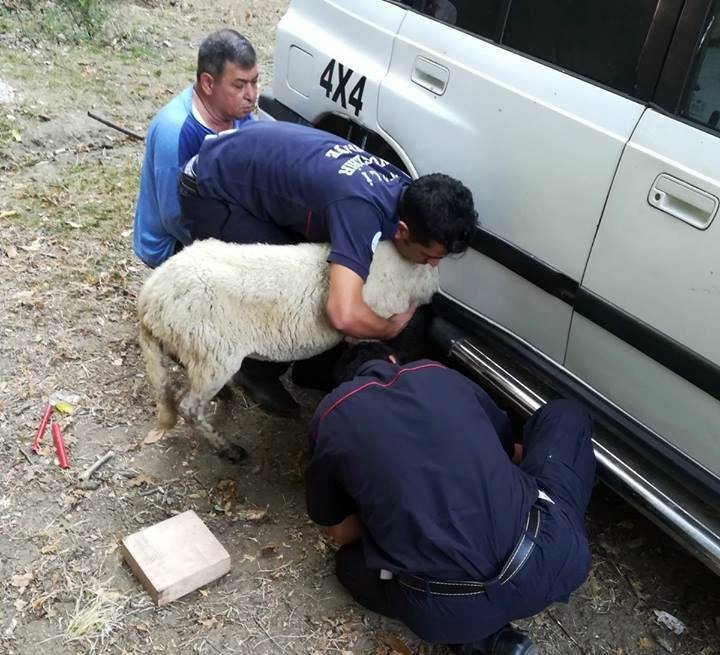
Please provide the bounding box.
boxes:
[218,443,249,463]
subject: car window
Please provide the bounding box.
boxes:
[399,0,504,39]
[680,4,720,134]
[502,0,660,96]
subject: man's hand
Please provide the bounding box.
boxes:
[326,264,416,340]
[387,302,417,338]
[326,514,363,545]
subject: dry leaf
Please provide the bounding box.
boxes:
[237,506,268,522]
[11,573,33,590]
[40,540,60,555]
[638,637,654,650]
[260,543,280,558]
[19,240,41,252]
[379,633,412,655]
[198,616,222,629]
[14,599,27,612]
[143,428,166,445]
[210,479,239,514]
[128,473,155,487]
[32,595,51,611]
[4,245,17,258]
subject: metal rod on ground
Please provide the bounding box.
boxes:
[79,450,115,480]
[87,111,145,141]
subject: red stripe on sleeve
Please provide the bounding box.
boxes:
[318,362,446,424]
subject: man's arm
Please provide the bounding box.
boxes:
[325,514,363,545]
[155,164,187,242]
[326,263,416,339]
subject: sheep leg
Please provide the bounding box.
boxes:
[179,362,248,463]
[139,323,178,430]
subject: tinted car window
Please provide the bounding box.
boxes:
[502,0,660,95]
[680,5,720,133]
[400,0,503,39]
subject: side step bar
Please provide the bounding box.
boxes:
[448,337,720,575]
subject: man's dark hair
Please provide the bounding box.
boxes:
[197,29,256,80]
[333,342,398,386]
[400,173,478,254]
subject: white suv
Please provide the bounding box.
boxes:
[259,0,720,573]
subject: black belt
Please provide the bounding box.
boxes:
[179,172,198,196]
[396,505,542,596]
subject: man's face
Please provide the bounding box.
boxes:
[394,234,447,267]
[208,62,259,121]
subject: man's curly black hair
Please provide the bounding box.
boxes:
[333,341,399,386]
[400,173,478,254]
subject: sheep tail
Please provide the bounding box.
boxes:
[138,322,177,431]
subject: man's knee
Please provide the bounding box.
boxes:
[527,399,592,443]
[522,398,595,478]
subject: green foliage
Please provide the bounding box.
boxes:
[0,0,111,43]
[56,0,108,37]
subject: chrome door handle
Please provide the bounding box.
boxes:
[411,56,449,96]
[648,173,718,230]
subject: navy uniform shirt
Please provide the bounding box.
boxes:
[194,121,410,280]
[306,359,540,581]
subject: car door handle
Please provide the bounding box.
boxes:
[411,56,449,96]
[648,173,719,230]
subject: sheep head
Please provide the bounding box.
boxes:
[362,241,440,318]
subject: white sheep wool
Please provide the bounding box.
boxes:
[136,238,439,448]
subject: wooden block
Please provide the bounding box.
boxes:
[120,510,230,605]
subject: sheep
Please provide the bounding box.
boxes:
[137,238,439,461]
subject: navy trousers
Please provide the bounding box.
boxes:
[335,399,597,645]
[178,185,300,246]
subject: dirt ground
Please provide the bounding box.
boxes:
[0,1,718,654]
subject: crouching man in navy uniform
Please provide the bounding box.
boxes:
[177,121,477,417]
[305,342,597,655]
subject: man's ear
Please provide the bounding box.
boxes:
[396,220,410,240]
[198,71,215,96]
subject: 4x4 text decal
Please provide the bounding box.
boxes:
[319,59,366,117]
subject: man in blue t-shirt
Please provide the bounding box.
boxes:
[132,29,258,269]
[178,121,478,416]
[307,342,596,655]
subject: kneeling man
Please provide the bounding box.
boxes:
[305,343,596,655]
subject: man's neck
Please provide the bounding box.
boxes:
[192,86,233,133]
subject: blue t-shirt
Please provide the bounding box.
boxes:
[195,121,411,280]
[306,359,539,581]
[132,85,252,268]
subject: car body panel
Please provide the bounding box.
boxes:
[375,10,645,358]
[272,0,406,132]
[568,108,720,475]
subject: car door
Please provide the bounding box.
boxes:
[566,0,720,477]
[269,0,407,130]
[377,0,666,362]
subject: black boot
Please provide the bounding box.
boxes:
[486,627,537,655]
[234,359,300,418]
[454,626,537,655]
